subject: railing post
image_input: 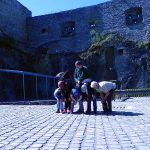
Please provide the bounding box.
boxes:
[36,75,38,100]
[46,77,48,99]
[22,73,25,100]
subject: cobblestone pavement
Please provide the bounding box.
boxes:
[0,98,150,150]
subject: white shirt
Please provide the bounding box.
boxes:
[96,81,116,94]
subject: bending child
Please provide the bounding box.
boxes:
[70,86,84,114]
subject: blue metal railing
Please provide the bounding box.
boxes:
[114,89,150,101]
[0,69,56,102]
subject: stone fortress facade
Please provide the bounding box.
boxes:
[0,0,150,89]
[27,0,150,55]
[1,0,150,54]
[0,0,31,48]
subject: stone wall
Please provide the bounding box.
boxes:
[110,0,150,41]
[0,0,150,94]
[1,0,150,53]
[0,0,31,43]
[27,5,104,53]
[27,0,150,54]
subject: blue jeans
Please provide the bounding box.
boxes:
[86,96,97,112]
[101,90,113,112]
[56,99,64,111]
[93,97,97,112]
[71,99,84,113]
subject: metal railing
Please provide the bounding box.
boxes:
[0,69,57,103]
[0,69,149,104]
[114,88,150,101]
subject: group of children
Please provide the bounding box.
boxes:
[54,60,116,114]
[54,78,116,114]
[54,80,85,114]
[54,79,97,114]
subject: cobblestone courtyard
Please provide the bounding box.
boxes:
[0,98,150,150]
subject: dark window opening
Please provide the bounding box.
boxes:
[88,19,96,28]
[61,21,75,37]
[41,48,48,54]
[41,28,48,35]
[118,49,124,55]
[125,7,143,25]
[141,57,147,71]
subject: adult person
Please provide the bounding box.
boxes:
[90,81,116,113]
[74,60,90,86]
[81,82,97,114]
[74,60,92,113]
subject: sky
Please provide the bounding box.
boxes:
[18,0,109,16]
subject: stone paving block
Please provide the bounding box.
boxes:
[27,148,40,150]
[16,141,33,149]
[0,141,10,145]
[81,147,95,150]
[41,147,55,150]
[56,144,69,149]
[136,146,150,150]
[69,143,81,148]
[29,143,43,148]
[0,143,5,148]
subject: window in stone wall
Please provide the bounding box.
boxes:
[41,47,48,54]
[61,21,75,37]
[88,19,96,28]
[118,48,124,56]
[41,27,49,35]
[125,7,143,25]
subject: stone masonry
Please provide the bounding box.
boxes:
[0,0,31,48]
[27,0,150,54]
[1,0,150,54]
[0,0,150,89]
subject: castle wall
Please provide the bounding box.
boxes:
[0,0,31,42]
[1,0,150,53]
[110,0,150,41]
[27,3,110,53]
[27,0,150,54]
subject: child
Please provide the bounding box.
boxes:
[55,70,73,113]
[81,83,97,114]
[54,81,65,113]
[70,86,84,113]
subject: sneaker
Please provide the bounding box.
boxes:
[67,110,71,114]
[80,110,84,114]
[75,109,82,113]
[60,109,64,113]
[62,109,67,113]
[56,110,60,113]
[85,110,91,114]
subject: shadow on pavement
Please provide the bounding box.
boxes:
[97,111,144,116]
[67,111,144,116]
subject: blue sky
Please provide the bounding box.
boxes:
[18,0,109,16]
